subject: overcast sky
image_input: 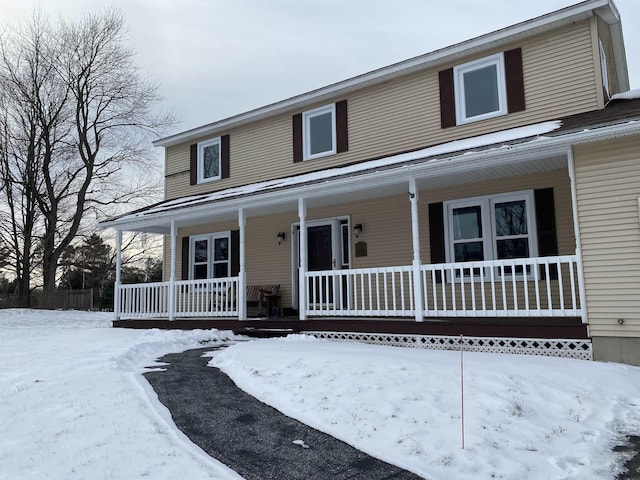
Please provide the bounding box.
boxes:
[1,0,639,135]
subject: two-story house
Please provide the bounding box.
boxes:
[101,0,640,365]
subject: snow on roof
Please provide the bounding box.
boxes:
[610,89,640,101]
[123,120,561,221]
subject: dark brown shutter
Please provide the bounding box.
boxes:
[230,230,240,276]
[221,134,230,179]
[534,188,558,280]
[189,144,198,185]
[535,188,558,256]
[292,113,303,163]
[504,48,526,114]
[181,236,190,280]
[335,100,348,153]
[439,68,456,128]
[429,202,446,282]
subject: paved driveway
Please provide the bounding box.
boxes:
[144,347,424,480]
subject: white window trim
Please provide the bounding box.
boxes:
[454,53,508,125]
[189,231,231,280]
[197,137,222,184]
[302,103,336,161]
[444,190,538,278]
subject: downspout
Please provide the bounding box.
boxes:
[567,148,589,324]
[298,198,307,321]
[114,229,122,321]
[409,178,424,322]
[169,221,176,321]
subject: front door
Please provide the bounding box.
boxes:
[307,225,334,305]
[292,219,347,310]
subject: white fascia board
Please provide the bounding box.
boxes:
[102,120,640,233]
[153,1,613,148]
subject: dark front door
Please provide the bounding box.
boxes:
[307,225,333,304]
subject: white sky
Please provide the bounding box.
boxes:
[1,0,639,134]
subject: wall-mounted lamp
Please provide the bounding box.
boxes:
[353,224,363,238]
[276,232,286,245]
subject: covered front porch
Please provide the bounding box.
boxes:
[104,126,590,352]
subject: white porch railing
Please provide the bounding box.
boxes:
[118,256,582,320]
[119,281,169,318]
[118,276,239,319]
[306,266,415,317]
[420,255,582,317]
[305,255,582,319]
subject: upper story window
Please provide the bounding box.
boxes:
[189,135,230,185]
[198,137,221,183]
[293,100,348,163]
[439,48,525,129]
[303,104,336,160]
[454,53,507,124]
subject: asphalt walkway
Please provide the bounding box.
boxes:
[144,346,423,480]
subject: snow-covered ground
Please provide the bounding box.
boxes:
[1,310,639,479]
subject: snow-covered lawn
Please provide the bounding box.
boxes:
[1,309,639,479]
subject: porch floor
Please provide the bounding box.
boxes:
[112,316,588,340]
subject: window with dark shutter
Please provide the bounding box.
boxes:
[440,48,525,127]
[294,101,348,162]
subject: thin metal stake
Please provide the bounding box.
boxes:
[460,334,465,449]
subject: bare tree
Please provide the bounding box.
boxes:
[0,10,172,303]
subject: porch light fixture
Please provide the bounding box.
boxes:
[276,232,286,245]
[353,224,363,238]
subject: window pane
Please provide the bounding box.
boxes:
[495,200,528,236]
[194,264,208,280]
[203,143,220,178]
[463,64,499,118]
[309,112,333,155]
[213,263,228,278]
[194,239,208,263]
[453,206,482,240]
[454,241,484,262]
[214,238,228,261]
[496,238,529,259]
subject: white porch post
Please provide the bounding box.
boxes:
[409,178,424,322]
[298,198,307,320]
[169,221,177,321]
[238,208,247,320]
[114,229,122,321]
[568,149,588,324]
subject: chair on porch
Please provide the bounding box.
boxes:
[246,285,280,317]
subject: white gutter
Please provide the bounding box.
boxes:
[100,119,640,232]
[153,1,614,148]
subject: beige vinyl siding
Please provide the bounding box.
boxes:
[164,169,573,310]
[164,21,598,200]
[574,135,640,337]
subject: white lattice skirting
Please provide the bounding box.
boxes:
[307,331,593,360]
